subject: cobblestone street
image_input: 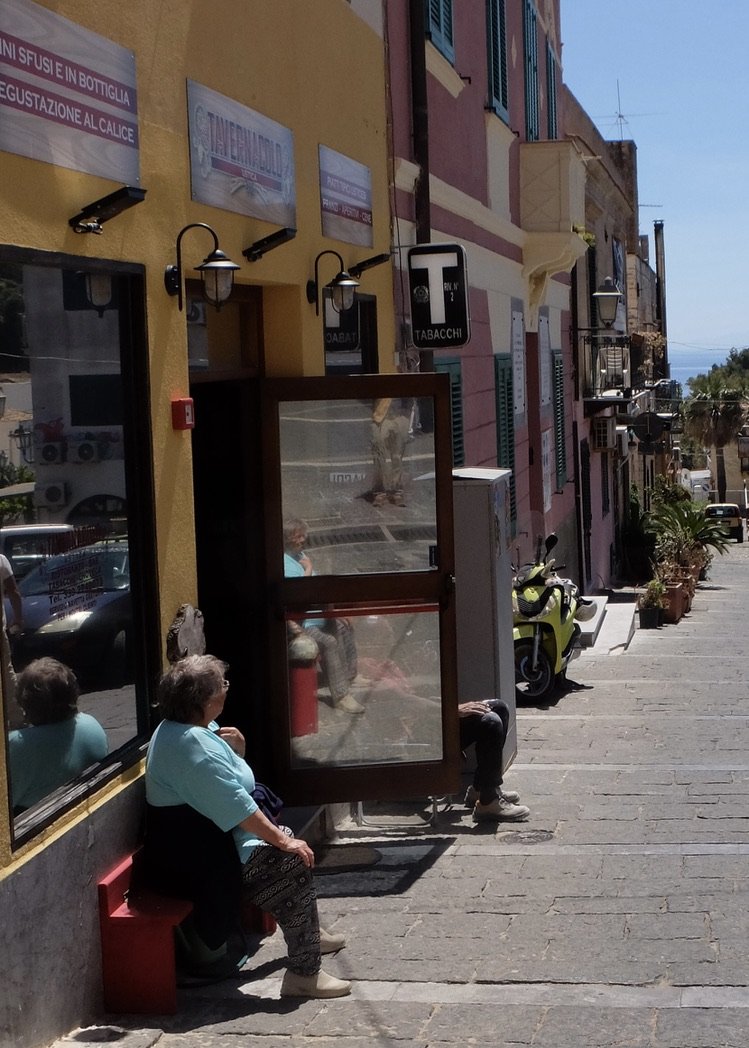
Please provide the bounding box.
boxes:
[56,544,749,1048]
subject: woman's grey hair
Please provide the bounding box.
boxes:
[17,657,80,725]
[157,654,227,723]
[283,518,307,547]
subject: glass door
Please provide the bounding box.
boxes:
[262,373,460,804]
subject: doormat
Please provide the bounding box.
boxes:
[313,838,453,898]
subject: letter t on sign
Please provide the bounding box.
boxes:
[407,243,471,350]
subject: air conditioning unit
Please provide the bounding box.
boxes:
[616,426,629,459]
[69,439,100,464]
[591,416,616,452]
[34,481,69,510]
[40,441,66,464]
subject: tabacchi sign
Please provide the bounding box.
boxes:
[0,0,139,182]
[407,243,470,350]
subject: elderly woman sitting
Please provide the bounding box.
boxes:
[143,653,350,999]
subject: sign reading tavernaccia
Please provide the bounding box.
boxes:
[0,0,139,183]
[187,80,296,227]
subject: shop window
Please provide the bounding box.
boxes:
[0,249,157,846]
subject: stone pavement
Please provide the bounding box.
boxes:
[55,546,749,1048]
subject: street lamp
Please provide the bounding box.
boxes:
[306,250,359,315]
[592,277,622,329]
[164,223,240,312]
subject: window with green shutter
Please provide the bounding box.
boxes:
[523,0,539,141]
[434,357,464,466]
[494,354,517,532]
[426,0,454,63]
[487,0,509,122]
[546,42,558,139]
[552,350,567,491]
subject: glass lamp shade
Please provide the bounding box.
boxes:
[197,249,240,308]
[593,277,622,328]
[84,272,113,312]
[328,270,359,313]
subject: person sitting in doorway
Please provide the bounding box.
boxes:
[459,698,529,823]
[283,518,363,715]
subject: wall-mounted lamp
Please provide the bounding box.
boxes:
[69,185,146,234]
[349,252,391,279]
[592,276,623,329]
[306,250,359,315]
[243,226,297,262]
[164,223,240,312]
[84,273,113,317]
[10,423,33,464]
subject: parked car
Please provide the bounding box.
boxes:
[7,542,132,688]
[0,523,76,580]
[704,503,744,543]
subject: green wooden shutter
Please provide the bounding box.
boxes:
[487,0,509,122]
[494,354,517,532]
[523,0,539,141]
[435,357,464,467]
[426,0,454,62]
[552,350,567,491]
[546,42,558,139]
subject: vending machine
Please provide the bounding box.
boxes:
[452,467,517,769]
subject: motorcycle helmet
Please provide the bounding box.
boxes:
[575,599,597,622]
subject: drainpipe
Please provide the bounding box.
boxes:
[409,0,433,375]
[653,220,668,375]
[409,0,431,244]
[570,268,586,588]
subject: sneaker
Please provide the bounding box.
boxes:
[372,491,388,506]
[280,969,352,999]
[472,797,530,823]
[388,491,406,506]
[320,927,347,954]
[336,693,365,714]
[464,785,521,808]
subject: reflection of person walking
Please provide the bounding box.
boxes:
[370,398,409,506]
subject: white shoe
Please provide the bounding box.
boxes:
[337,693,365,714]
[472,796,530,822]
[464,785,521,807]
[320,927,347,954]
[280,969,352,999]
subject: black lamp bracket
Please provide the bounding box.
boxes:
[243,226,297,262]
[69,185,146,234]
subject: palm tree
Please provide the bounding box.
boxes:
[683,377,746,502]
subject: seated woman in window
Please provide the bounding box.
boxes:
[8,657,108,814]
[283,519,363,715]
[142,654,351,999]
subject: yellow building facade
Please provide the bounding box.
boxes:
[0,2,396,1043]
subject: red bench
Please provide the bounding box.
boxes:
[98,851,193,1014]
[98,850,277,1014]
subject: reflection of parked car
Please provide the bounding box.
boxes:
[705,503,744,543]
[0,524,76,580]
[6,542,132,687]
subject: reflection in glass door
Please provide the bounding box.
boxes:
[263,375,459,804]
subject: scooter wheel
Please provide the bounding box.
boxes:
[514,641,555,702]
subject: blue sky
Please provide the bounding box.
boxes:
[560,1,749,377]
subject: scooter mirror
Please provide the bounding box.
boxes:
[545,534,559,557]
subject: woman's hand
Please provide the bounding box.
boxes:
[217,726,246,757]
[298,552,313,576]
[278,834,315,868]
[458,701,491,717]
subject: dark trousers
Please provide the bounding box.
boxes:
[459,699,509,802]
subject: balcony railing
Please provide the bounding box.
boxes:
[581,334,633,403]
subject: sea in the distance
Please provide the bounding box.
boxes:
[669,347,732,394]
